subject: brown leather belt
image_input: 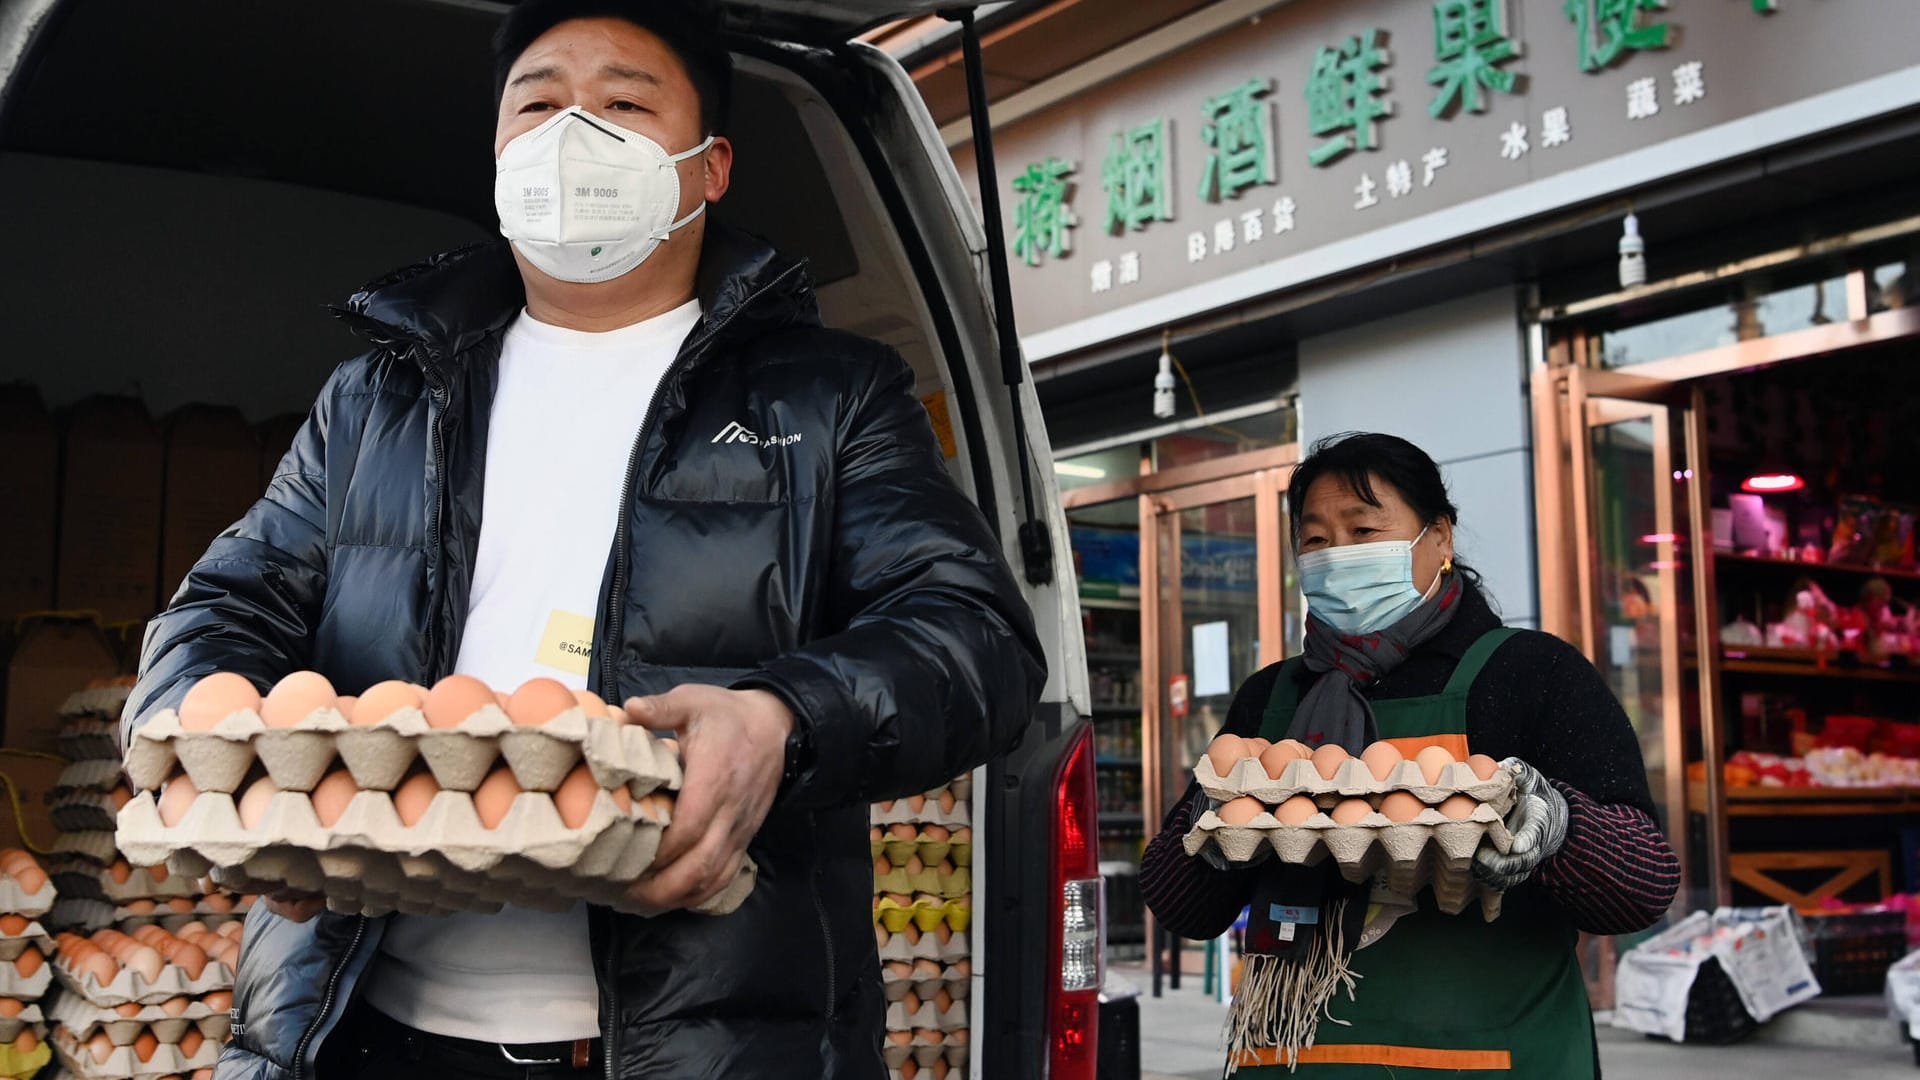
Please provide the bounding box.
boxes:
[352,1003,601,1074]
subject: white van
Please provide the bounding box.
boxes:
[0,1,1101,1077]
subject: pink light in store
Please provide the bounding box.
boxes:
[1742,473,1805,493]
[1638,533,1678,545]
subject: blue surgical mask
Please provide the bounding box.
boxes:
[1298,526,1442,634]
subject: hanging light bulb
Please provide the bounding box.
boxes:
[1741,472,1805,494]
[1618,211,1647,288]
[1153,332,1177,419]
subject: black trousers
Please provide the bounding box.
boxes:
[328,1001,604,1080]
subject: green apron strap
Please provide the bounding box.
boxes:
[1258,658,1309,742]
[1442,627,1522,697]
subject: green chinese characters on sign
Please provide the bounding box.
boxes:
[1197,79,1276,202]
[1102,119,1175,232]
[1011,157,1078,267]
[1565,0,1672,72]
[1428,0,1521,116]
[1306,29,1394,167]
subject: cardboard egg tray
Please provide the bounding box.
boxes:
[877,928,970,966]
[48,995,228,1047]
[110,900,250,933]
[54,762,123,798]
[0,878,55,922]
[59,722,121,766]
[51,1020,220,1080]
[1182,801,1514,919]
[874,865,970,900]
[881,960,969,1003]
[47,861,194,907]
[0,1026,49,1080]
[60,687,132,723]
[871,833,972,869]
[0,961,52,1002]
[123,705,679,796]
[51,952,233,1009]
[48,900,116,935]
[0,1004,44,1043]
[52,794,124,836]
[133,791,752,920]
[874,895,971,935]
[870,800,970,830]
[1195,754,1516,807]
[0,923,51,964]
[882,1032,970,1072]
[884,998,968,1036]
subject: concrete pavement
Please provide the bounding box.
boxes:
[1117,963,1920,1079]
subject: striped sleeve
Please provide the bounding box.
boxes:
[1534,780,1681,935]
[1138,787,1260,941]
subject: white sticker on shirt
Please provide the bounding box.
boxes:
[535,610,596,676]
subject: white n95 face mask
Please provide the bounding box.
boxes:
[494,106,714,284]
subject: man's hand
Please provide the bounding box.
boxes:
[264,891,326,923]
[623,685,793,911]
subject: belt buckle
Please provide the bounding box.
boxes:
[499,1045,564,1067]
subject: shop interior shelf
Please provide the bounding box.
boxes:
[1688,647,1920,683]
[1092,702,1142,717]
[1086,651,1142,664]
[1715,553,1920,583]
[1686,779,1920,816]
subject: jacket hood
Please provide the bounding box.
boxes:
[331,223,821,361]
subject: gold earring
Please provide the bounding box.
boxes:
[1442,557,1455,575]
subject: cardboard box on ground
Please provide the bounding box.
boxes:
[0,386,58,622]
[3,617,117,756]
[160,405,260,602]
[56,397,163,625]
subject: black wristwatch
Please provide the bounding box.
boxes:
[777,714,815,800]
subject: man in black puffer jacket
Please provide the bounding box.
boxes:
[121,2,1045,1078]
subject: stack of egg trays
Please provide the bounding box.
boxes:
[117,704,755,918]
[871,778,973,1078]
[111,897,252,934]
[57,684,133,764]
[49,991,228,1079]
[0,869,57,1078]
[1183,752,1520,919]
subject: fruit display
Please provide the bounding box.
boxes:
[871,783,972,1080]
[116,672,753,919]
[1182,735,1518,918]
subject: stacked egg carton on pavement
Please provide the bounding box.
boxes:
[47,685,251,937]
[871,781,971,1080]
[0,850,57,1080]
[1183,736,1520,918]
[116,673,754,919]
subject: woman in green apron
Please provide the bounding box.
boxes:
[1140,433,1679,1078]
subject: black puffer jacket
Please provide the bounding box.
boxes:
[124,226,1046,1080]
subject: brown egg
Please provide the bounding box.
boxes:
[349,681,421,726]
[159,996,191,1017]
[336,695,358,716]
[552,765,600,830]
[123,945,164,983]
[87,1032,114,1064]
[636,793,673,824]
[112,1002,142,1018]
[0,915,24,935]
[0,999,18,1017]
[108,861,133,885]
[872,925,888,949]
[1438,795,1479,820]
[1467,754,1500,781]
[914,1026,942,1044]
[237,776,283,830]
[1216,796,1266,826]
[220,921,245,941]
[1243,738,1273,759]
[309,770,360,829]
[261,671,337,729]
[125,899,157,915]
[179,673,261,731]
[194,1071,215,1080]
[200,893,233,914]
[1380,791,1426,823]
[869,826,883,843]
[423,675,495,729]
[952,959,972,979]
[133,926,170,947]
[1330,798,1374,825]
[932,988,953,1012]
[900,990,921,1015]
[939,789,957,815]
[11,866,46,895]
[572,689,611,718]
[11,1029,34,1054]
[178,1028,205,1057]
[898,1059,919,1080]
[167,941,209,980]
[392,772,440,828]
[506,679,576,726]
[884,960,913,979]
[78,952,114,986]
[109,785,133,811]
[472,768,523,829]
[158,775,201,828]
[1415,746,1456,785]
[1204,735,1245,776]
[216,942,241,969]
[133,1032,160,1062]
[1258,741,1302,781]
[166,897,196,913]
[885,1030,913,1047]
[911,958,942,979]
[149,861,171,884]
[922,825,951,843]
[203,991,233,1012]
[900,795,923,816]
[1311,744,1350,780]
[887,823,917,841]
[1359,742,1405,781]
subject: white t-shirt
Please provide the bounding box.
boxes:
[364,298,702,1043]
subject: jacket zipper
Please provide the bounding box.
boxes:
[597,908,619,1080]
[421,361,451,673]
[596,265,806,702]
[807,813,838,1017]
[289,916,367,1080]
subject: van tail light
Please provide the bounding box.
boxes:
[1049,724,1101,1079]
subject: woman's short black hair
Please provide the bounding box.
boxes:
[1288,431,1461,539]
[492,0,733,137]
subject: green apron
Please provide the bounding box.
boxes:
[1233,629,1595,1078]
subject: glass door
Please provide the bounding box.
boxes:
[1568,367,1723,911]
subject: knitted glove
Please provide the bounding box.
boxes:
[1472,758,1569,890]
[1189,787,1236,872]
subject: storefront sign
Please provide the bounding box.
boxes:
[957,0,1920,360]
